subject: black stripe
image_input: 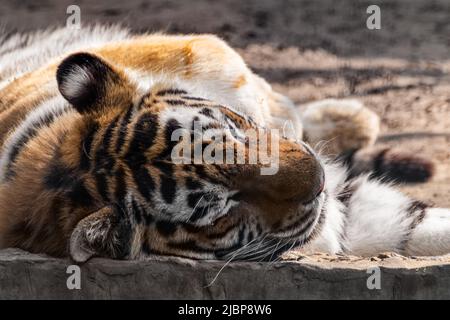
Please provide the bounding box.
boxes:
[153,117,180,204]
[143,244,185,257]
[67,180,94,208]
[199,108,216,119]
[399,200,429,252]
[95,116,120,173]
[185,177,202,190]
[286,215,319,240]
[142,242,159,255]
[190,206,209,223]
[114,166,127,201]
[181,96,208,101]
[214,227,246,258]
[407,200,428,227]
[156,220,177,236]
[44,158,95,208]
[372,148,390,179]
[5,106,68,180]
[44,161,77,190]
[206,223,238,240]
[188,103,210,108]
[138,93,152,108]
[187,192,205,208]
[276,208,315,235]
[191,116,200,129]
[181,223,202,234]
[156,118,182,160]
[154,160,177,203]
[193,165,226,186]
[115,106,134,154]
[153,161,174,176]
[201,123,223,131]
[164,99,186,106]
[337,180,359,206]
[156,89,187,96]
[132,166,155,201]
[189,193,219,223]
[124,113,158,201]
[79,121,99,171]
[92,116,120,203]
[246,230,255,243]
[108,205,133,259]
[94,171,110,202]
[144,213,154,225]
[160,175,177,204]
[124,112,158,167]
[336,148,357,168]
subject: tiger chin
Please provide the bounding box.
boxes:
[0,26,447,263]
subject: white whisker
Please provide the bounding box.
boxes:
[204,237,259,288]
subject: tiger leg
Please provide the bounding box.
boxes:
[403,207,450,256]
[300,99,380,156]
[298,99,434,182]
[340,176,450,256]
[261,88,380,158]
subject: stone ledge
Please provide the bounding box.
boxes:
[1,249,450,299]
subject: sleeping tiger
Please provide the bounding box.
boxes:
[0,26,448,263]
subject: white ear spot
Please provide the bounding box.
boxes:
[58,64,94,102]
[56,52,113,113]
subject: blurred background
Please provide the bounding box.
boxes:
[1,0,449,206]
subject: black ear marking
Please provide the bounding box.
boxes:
[56,52,118,114]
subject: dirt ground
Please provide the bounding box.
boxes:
[1,0,449,207]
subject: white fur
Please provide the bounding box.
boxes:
[307,164,450,256]
[0,25,130,89]
[343,177,414,255]
[301,162,346,254]
[59,64,93,100]
[406,208,450,256]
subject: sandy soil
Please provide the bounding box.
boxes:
[281,251,450,269]
[0,0,449,207]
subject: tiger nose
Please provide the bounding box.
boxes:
[298,141,325,202]
[237,140,325,204]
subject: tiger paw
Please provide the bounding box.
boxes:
[300,99,380,156]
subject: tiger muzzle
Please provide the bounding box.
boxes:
[232,139,325,206]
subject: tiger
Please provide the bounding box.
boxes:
[0,26,448,263]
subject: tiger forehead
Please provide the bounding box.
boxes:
[138,89,210,110]
[137,88,253,127]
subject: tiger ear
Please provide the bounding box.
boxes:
[56,52,122,114]
[69,206,132,262]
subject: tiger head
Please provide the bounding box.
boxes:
[56,53,325,262]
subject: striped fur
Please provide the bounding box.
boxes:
[0,26,448,263]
